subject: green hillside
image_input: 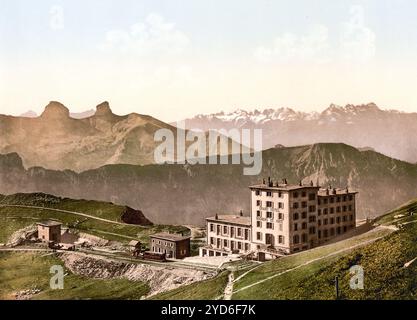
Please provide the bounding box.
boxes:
[0,252,149,300]
[0,193,188,245]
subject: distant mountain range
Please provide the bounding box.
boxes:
[1,143,416,225]
[1,101,242,172]
[179,103,417,163]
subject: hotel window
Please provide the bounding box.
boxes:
[302,212,307,219]
[256,232,262,241]
[255,190,261,196]
[257,221,262,228]
[302,234,308,243]
[318,209,322,216]
[294,223,298,231]
[330,208,334,214]
[318,230,322,239]
[324,208,328,215]
[293,235,300,244]
[256,200,261,206]
[349,195,353,201]
[309,205,316,213]
[343,196,347,202]
[309,193,316,201]
[267,211,273,219]
[278,212,284,220]
[302,191,307,197]
[293,192,299,198]
[343,206,347,212]
[257,210,261,218]
[343,216,347,222]
[210,224,214,232]
[350,215,354,221]
[330,228,335,236]
[278,192,283,198]
[302,201,307,208]
[349,205,353,211]
[278,202,284,209]
[223,226,228,234]
[293,213,299,220]
[293,203,299,209]
[224,239,228,247]
[309,216,316,223]
[337,197,341,203]
[309,227,316,235]
[279,235,284,244]
[337,207,341,213]
[266,222,273,229]
[210,237,214,245]
[238,242,242,249]
[302,222,307,230]
[324,218,328,225]
[318,220,322,226]
[267,191,272,197]
[324,229,328,237]
[330,197,335,204]
[245,243,250,251]
[330,218,335,224]
[279,223,283,231]
[318,199,321,205]
[324,198,328,204]
[237,228,242,236]
[266,201,273,208]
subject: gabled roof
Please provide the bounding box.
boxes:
[150,232,190,242]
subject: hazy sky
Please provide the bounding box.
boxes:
[1,0,417,121]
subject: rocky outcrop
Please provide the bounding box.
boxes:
[121,207,153,226]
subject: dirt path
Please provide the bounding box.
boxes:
[223,272,234,300]
[0,204,129,226]
[233,235,386,296]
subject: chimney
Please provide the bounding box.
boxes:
[240,210,243,217]
[310,181,314,187]
[326,189,329,196]
[284,178,288,185]
[333,188,337,195]
[215,214,218,220]
[346,187,349,193]
[299,180,302,187]
[262,178,266,185]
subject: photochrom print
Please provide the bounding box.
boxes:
[0,0,416,308]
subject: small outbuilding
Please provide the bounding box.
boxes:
[150,233,191,259]
[128,240,142,257]
[37,221,62,243]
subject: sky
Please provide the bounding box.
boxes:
[1,0,417,122]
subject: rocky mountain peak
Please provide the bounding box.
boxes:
[40,101,70,119]
[95,101,114,117]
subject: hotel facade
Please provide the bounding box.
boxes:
[200,178,357,259]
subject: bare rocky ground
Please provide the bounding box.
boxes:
[59,252,214,297]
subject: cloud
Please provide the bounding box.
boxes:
[102,13,190,56]
[254,24,330,63]
[255,5,376,64]
[340,5,376,62]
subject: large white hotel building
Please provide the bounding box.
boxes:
[200,178,357,260]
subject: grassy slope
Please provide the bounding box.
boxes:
[0,193,188,245]
[232,199,417,300]
[0,252,149,300]
[150,271,229,300]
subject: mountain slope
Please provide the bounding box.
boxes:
[180,103,417,163]
[0,101,244,172]
[1,143,416,225]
